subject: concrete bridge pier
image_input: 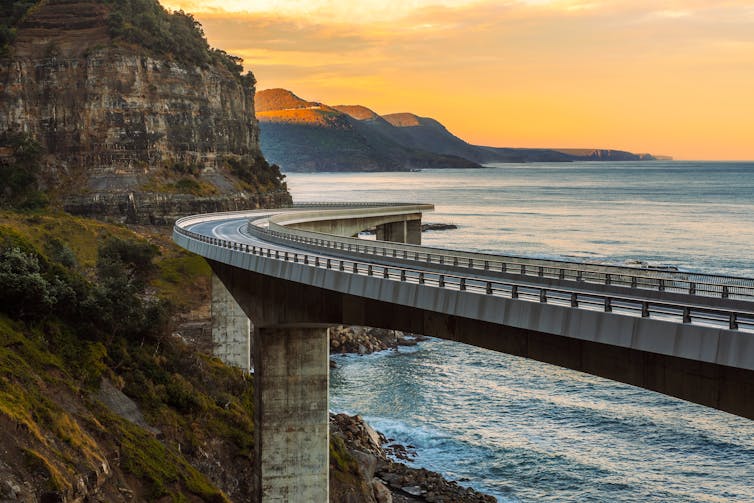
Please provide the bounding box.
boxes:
[253,325,330,502]
[211,274,252,372]
[375,219,422,245]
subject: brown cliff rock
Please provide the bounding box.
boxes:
[0,0,290,223]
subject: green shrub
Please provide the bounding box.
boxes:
[164,374,204,414]
[223,155,287,191]
[0,1,37,54]
[174,178,201,193]
[0,247,57,319]
[103,0,245,75]
[46,238,77,269]
[0,132,47,210]
[99,237,158,276]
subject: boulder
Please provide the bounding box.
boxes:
[372,479,393,503]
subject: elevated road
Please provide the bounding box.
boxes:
[174,203,754,501]
[175,203,754,404]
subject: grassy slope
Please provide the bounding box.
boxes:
[0,210,368,501]
[0,210,247,501]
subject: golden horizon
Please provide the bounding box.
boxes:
[165,1,754,161]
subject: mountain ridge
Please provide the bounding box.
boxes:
[257,88,661,171]
[256,89,482,172]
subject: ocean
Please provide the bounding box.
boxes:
[285,161,754,502]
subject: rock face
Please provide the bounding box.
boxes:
[0,0,290,223]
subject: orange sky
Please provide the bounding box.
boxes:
[163,1,754,160]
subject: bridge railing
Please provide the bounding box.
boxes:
[247,215,754,302]
[282,201,415,208]
[173,220,754,333]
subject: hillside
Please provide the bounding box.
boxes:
[255,88,320,112]
[380,113,658,163]
[0,0,290,224]
[0,208,492,502]
[258,89,658,171]
[332,105,382,121]
[381,112,499,163]
[0,211,246,500]
[256,89,481,172]
[0,210,395,501]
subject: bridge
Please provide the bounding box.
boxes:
[173,203,754,502]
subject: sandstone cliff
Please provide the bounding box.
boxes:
[0,0,290,223]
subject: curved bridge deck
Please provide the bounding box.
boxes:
[175,204,754,403]
[174,203,754,500]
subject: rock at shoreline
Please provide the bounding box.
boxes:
[330,413,496,503]
[329,326,428,355]
[421,223,459,232]
[378,461,496,503]
[360,223,458,236]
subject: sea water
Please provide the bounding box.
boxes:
[286,162,754,502]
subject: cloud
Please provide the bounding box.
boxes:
[168,0,754,159]
[192,12,376,54]
[163,0,490,24]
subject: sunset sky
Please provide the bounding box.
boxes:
[163,1,754,160]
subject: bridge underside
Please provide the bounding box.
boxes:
[212,260,754,420]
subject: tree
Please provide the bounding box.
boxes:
[0,247,56,319]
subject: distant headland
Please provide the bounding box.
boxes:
[256,88,664,172]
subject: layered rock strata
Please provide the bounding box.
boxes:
[0,1,290,223]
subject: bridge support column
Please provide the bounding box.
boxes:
[211,274,252,372]
[253,326,329,502]
[376,218,422,245]
[375,220,406,243]
[406,219,422,245]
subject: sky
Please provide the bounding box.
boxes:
[163,1,754,160]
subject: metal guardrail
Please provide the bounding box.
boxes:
[283,201,415,208]
[251,215,754,302]
[174,214,754,333]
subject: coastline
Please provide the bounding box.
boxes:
[329,326,497,503]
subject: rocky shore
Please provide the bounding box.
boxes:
[330,412,496,503]
[329,325,427,356]
[329,327,496,502]
[360,223,458,236]
[421,223,459,232]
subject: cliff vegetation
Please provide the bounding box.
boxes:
[0,1,35,54]
[103,0,244,75]
[0,209,380,501]
[0,132,47,210]
[2,0,242,74]
[0,210,253,500]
